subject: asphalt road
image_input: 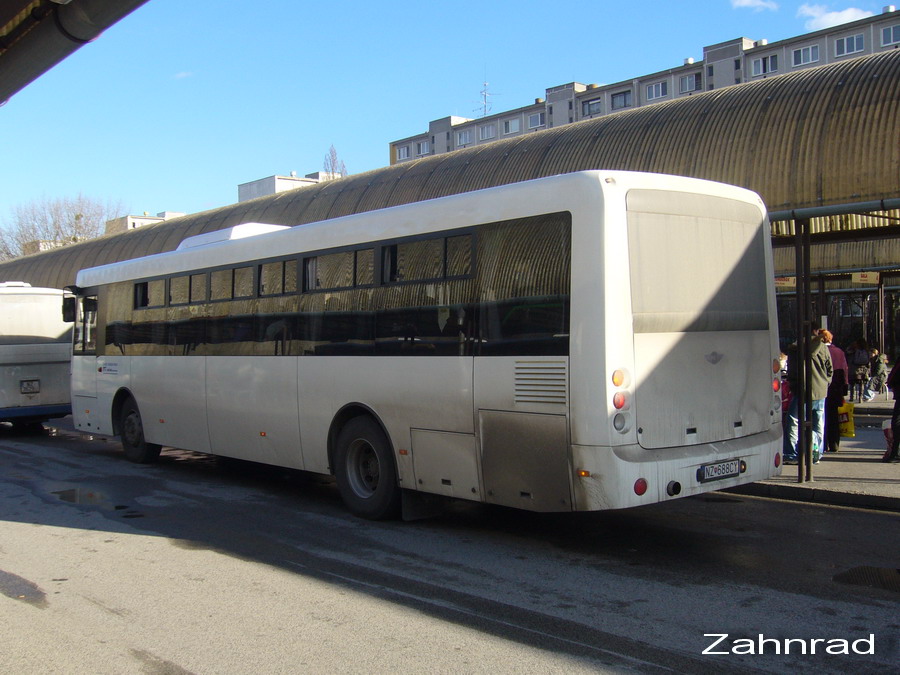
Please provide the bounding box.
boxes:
[0,421,897,674]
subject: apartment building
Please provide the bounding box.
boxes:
[391,6,899,164]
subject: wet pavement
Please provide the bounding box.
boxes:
[728,393,900,512]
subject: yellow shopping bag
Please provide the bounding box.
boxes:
[838,401,855,438]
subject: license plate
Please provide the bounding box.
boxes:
[698,458,741,483]
[20,379,40,394]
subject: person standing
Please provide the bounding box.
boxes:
[885,357,900,463]
[819,330,848,453]
[784,331,834,464]
[862,348,886,401]
[847,339,870,402]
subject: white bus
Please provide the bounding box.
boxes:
[68,171,783,518]
[0,282,72,428]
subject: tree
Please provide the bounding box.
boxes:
[323,145,348,178]
[0,194,126,261]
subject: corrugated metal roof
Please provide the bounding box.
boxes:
[1,49,898,289]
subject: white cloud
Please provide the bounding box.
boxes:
[174,71,194,80]
[797,4,874,30]
[731,0,780,11]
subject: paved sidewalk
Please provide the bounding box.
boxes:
[727,394,900,512]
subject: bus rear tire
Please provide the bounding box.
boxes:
[119,396,161,464]
[334,416,400,520]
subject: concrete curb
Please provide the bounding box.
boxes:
[724,481,900,513]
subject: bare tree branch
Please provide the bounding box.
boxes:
[323,145,348,178]
[0,194,127,261]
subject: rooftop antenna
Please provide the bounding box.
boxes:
[477,80,493,117]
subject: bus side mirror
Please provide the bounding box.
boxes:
[62,296,76,323]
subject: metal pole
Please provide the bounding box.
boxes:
[794,219,811,483]
[802,219,814,482]
[818,275,827,329]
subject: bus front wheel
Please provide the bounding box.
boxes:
[118,396,161,464]
[334,416,400,520]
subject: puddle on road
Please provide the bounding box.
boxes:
[49,485,144,519]
[52,487,109,507]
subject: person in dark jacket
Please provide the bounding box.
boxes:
[847,339,870,402]
[819,330,848,453]
[862,348,887,401]
[885,358,900,463]
[784,332,834,464]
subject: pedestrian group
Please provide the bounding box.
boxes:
[782,330,899,464]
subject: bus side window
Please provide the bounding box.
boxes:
[355,249,374,286]
[134,280,165,309]
[284,260,298,293]
[446,234,472,277]
[259,262,284,296]
[190,273,207,303]
[318,252,354,289]
[259,260,297,296]
[303,257,318,291]
[210,269,232,301]
[169,276,189,305]
[397,239,443,281]
[381,245,398,283]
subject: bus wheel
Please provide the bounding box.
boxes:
[334,416,400,520]
[119,396,161,464]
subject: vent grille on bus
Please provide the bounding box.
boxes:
[514,360,567,405]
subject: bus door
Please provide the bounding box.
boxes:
[70,294,104,430]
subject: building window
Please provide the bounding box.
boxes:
[416,140,430,156]
[882,24,900,46]
[457,129,471,146]
[645,82,668,101]
[835,34,864,57]
[528,112,545,128]
[396,145,410,160]
[792,45,819,66]
[581,98,602,117]
[752,55,778,76]
[611,90,632,110]
[479,124,496,141]
[503,118,520,134]
[679,73,702,93]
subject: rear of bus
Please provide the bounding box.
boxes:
[570,175,782,510]
[0,283,72,425]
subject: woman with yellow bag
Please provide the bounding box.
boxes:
[820,330,849,453]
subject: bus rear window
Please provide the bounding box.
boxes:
[626,190,768,333]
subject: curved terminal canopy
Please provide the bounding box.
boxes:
[1,49,898,289]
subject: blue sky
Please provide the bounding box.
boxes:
[0,1,886,221]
